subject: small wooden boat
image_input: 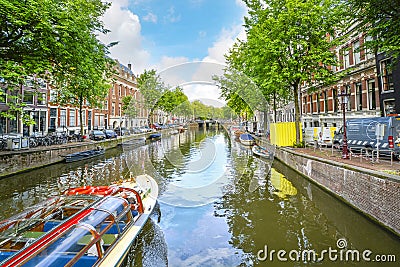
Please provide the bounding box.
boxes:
[234,130,245,138]
[148,133,161,140]
[239,133,255,146]
[65,147,105,163]
[0,174,158,267]
[252,145,273,159]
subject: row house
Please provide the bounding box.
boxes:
[0,79,48,136]
[300,23,399,130]
[0,61,149,136]
[94,62,148,132]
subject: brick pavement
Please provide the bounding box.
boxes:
[292,147,400,177]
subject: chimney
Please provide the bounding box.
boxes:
[128,63,132,70]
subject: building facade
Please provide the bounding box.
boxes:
[301,26,385,130]
[0,61,148,136]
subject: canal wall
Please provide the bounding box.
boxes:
[0,137,123,178]
[274,147,400,235]
[0,128,181,179]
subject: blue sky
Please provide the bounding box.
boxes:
[99,0,247,104]
[129,0,245,62]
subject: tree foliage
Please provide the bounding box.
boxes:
[137,69,167,123]
[122,95,137,118]
[158,87,188,113]
[348,0,400,62]
[213,66,268,121]
[0,0,114,133]
[226,0,350,143]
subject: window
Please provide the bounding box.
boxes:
[60,109,66,127]
[383,100,396,116]
[356,83,362,110]
[332,88,338,112]
[324,91,328,113]
[365,35,374,60]
[367,80,376,110]
[23,91,34,104]
[343,49,350,68]
[317,93,320,113]
[112,102,115,116]
[49,108,57,130]
[380,58,394,91]
[69,109,75,127]
[38,93,46,105]
[49,90,57,102]
[353,40,360,64]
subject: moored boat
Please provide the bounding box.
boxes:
[252,145,272,159]
[239,133,255,146]
[0,174,158,267]
[65,147,105,163]
[148,133,161,140]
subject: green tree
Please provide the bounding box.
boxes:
[137,69,166,124]
[122,95,137,118]
[0,0,114,134]
[348,0,400,62]
[213,67,268,122]
[227,0,349,144]
[157,87,187,114]
[174,100,192,121]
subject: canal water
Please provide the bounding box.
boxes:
[0,128,399,266]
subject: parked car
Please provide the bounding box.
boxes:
[150,123,162,130]
[103,129,117,139]
[89,130,106,141]
[114,127,130,136]
[130,127,142,134]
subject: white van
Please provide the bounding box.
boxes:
[303,127,336,147]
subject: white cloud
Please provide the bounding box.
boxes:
[98,0,150,75]
[164,6,181,23]
[158,56,190,72]
[182,84,225,107]
[143,12,157,23]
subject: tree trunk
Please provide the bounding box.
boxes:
[273,91,277,123]
[79,97,84,136]
[293,83,301,144]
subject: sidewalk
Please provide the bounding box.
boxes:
[292,147,400,176]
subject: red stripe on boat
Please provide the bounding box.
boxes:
[1,208,94,267]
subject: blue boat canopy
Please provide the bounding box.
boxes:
[240,133,255,140]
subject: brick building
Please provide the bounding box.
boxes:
[0,61,148,136]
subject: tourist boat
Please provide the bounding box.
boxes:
[239,133,255,146]
[148,133,161,141]
[252,145,273,159]
[0,174,158,267]
[65,147,105,163]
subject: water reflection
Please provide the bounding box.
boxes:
[0,128,398,267]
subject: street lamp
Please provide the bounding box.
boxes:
[338,90,350,159]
